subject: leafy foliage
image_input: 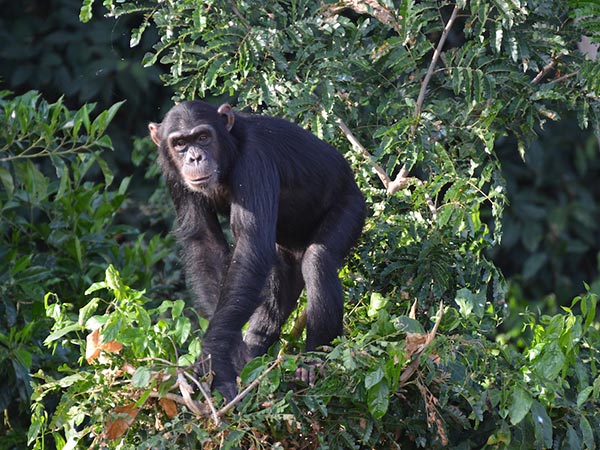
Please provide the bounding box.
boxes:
[0,90,175,446]
[0,0,172,170]
[5,0,600,448]
[492,120,600,305]
[29,268,599,449]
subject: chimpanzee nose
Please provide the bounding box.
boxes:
[187,149,204,163]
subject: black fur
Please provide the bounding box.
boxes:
[150,101,365,400]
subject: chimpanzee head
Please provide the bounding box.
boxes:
[149,101,236,193]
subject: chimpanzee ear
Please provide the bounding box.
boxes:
[217,103,235,132]
[148,122,162,146]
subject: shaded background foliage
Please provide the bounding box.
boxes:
[1,0,600,448]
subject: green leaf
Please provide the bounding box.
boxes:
[533,341,565,380]
[240,358,267,384]
[0,167,14,197]
[455,288,485,319]
[567,425,582,450]
[132,367,152,388]
[364,367,385,390]
[367,380,389,419]
[130,23,148,47]
[531,401,552,449]
[80,0,95,22]
[105,265,124,300]
[44,324,82,346]
[582,291,597,331]
[508,384,532,425]
[577,386,594,408]
[85,282,107,296]
[522,252,548,280]
[11,255,32,275]
[94,153,114,186]
[367,293,388,318]
[78,298,100,326]
[580,415,595,450]
[172,299,185,319]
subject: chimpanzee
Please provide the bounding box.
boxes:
[149,100,365,401]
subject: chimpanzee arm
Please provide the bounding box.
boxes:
[201,157,279,398]
[168,181,230,318]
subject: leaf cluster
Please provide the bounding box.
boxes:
[29,269,600,449]
[22,0,600,448]
[0,90,177,445]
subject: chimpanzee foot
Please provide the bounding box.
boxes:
[212,379,238,404]
[294,359,326,386]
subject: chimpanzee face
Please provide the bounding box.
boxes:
[149,102,235,193]
[165,123,220,192]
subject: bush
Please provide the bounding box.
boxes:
[29,267,599,448]
[6,0,600,448]
[0,90,175,447]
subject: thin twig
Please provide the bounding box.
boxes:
[182,370,220,425]
[549,71,578,84]
[336,116,438,218]
[414,5,460,120]
[226,0,251,31]
[176,372,205,417]
[398,300,444,386]
[217,351,285,417]
[336,117,391,187]
[531,60,556,84]
[148,391,190,405]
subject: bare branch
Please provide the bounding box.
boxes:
[217,352,285,417]
[386,167,438,219]
[549,71,578,84]
[289,309,307,340]
[182,371,220,425]
[385,164,410,194]
[336,117,392,188]
[415,5,460,119]
[176,372,206,417]
[531,60,557,84]
[336,116,438,218]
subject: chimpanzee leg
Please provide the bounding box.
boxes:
[244,246,304,357]
[301,192,365,350]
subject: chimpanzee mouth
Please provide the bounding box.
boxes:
[188,175,212,185]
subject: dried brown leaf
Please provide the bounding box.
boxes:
[101,340,123,354]
[105,404,139,440]
[405,332,427,358]
[85,328,122,364]
[159,397,178,419]
[85,328,101,364]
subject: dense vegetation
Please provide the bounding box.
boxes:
[1,0,600,448]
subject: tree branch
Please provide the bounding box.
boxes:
[335,116,438,218]
[182,371,220,424]
[414,5,460,119]
[336,117,391,187]
[531,60,556,84]
[216,351,285,417]
[226,0,251,31]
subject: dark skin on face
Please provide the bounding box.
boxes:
[149,101,365,402]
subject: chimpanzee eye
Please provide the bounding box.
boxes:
[198,133,209,142]
[173,138,186,150]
